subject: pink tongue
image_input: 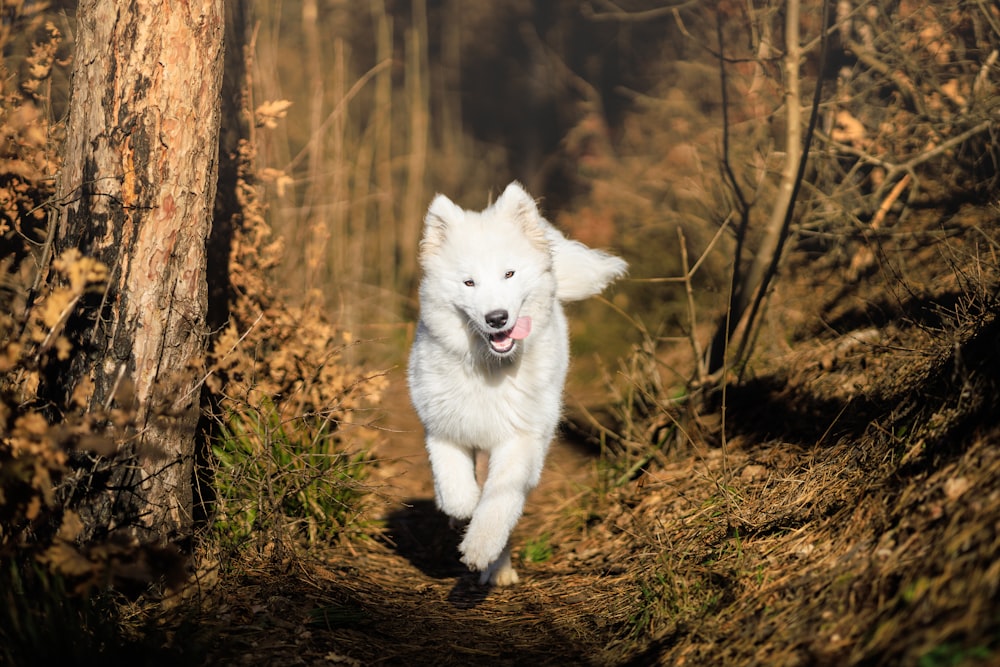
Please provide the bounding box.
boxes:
[509,316,532,340]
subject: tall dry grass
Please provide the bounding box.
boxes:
[249,2,526,354]
[252,2,419,335]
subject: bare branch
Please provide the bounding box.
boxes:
[846,38,927,117]
[731,0,804,369]
[973,49,998,99]
[874,120,993,201]
[581,0,700,23]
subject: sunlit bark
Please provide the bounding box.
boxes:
[55,0,224,542]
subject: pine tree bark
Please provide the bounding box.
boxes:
[55,0,224,543]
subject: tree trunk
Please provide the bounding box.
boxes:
[54,0,224,543]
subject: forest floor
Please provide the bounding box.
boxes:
[191,205,1000,666]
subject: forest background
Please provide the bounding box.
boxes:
[2,0,999,665]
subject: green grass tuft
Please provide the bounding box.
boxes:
[210,398,371,563]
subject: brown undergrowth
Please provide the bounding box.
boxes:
[595,205,1000,665]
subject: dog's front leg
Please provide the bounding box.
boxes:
[426,437,480,520]
[459,437,542,585]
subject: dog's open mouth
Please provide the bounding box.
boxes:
[487,316,532,354]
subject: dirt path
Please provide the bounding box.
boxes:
[253,373,630,666]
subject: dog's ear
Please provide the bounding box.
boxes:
[494,182,549,251]
[494,181,537,221]
[421,194,463,257]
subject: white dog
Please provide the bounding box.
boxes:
[407,182,627,585]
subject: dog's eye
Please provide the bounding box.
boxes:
[464,279,475,287]
[504,270,515,279]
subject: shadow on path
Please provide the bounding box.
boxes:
[381,498,491,607]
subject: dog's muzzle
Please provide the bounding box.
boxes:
[484,312,532,355]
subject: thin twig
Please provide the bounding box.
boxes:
[705,13,753,376]
[581,0,699,23]
[21,198,60,326]
[174,311,266,410]
[630,212,732,284]
[677,227,706,383]
[873,120,992,201]
[36,293,82,357]
[846,39,926,117]
[973,49,998,99]
[871,173,912,230]
[284,59,393,174]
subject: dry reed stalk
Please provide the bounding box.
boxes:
[677,227,707,383]
[351,123,375,308]
[372,0,395,295]
[328,39,349,311]
[401,0,429,296]
[253,5,295,240]
[302,0,327,295]
[438,0,463,191]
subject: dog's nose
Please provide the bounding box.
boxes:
[485,309,509,329]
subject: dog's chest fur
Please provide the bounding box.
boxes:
[411,307,569,451]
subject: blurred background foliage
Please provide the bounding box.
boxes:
[245,0,999,390]
[251,0,737,367]
[7,0,995,391]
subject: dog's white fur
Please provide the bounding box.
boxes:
[407,182,627,585]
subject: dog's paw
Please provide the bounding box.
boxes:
[459,530,505,573]
[480,563,519,587]
[459,542,498,573]
[462,536,519,586]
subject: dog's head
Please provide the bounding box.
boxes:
[418,182,556,360]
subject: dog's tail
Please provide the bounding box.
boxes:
[547,227,628,302]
